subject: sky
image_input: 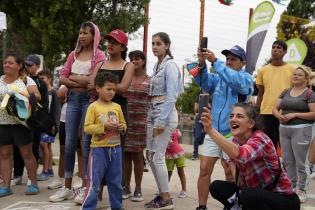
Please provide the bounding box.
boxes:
[127,0,291,79]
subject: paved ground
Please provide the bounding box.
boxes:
[1,144,315,210]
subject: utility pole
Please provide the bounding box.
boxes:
[143,4,149,57]
[199,0,205,43]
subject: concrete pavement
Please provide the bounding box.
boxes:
[0,144,315,210]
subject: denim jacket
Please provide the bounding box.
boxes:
[193,58,253,134]
[150,55,183,127]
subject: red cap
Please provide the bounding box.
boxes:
[104,29,128,46]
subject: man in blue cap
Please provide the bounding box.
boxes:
[191,45,253,210]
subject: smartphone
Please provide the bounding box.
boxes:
[198,93,210,120]
[200,37,208,52]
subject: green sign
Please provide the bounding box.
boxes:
[283,38,307,64]
[248,1,275,38]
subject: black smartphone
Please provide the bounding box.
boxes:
[200,37,208,52]
[198,93,210,120]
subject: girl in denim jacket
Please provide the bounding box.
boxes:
[145,32,182,210]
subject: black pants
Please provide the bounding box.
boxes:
[13,131,40,177]
[209,180,300,210]
[259,114,280,148]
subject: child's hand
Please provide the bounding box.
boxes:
[104,121,118,130]
[117,124,125,133]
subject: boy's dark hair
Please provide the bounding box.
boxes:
[272,40,287,51]
[95,70,119,87]
[38,69,53,80]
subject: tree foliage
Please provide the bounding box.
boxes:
[176,80,200,114]
[277,0,315,69]
[0,0,149,71]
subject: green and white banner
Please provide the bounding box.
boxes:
[283,38,307,65]
[246,1,275,74]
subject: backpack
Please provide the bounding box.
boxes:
[26,93,57,136]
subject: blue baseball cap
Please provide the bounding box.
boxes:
[221,45,246,61]
[25,54,40,65]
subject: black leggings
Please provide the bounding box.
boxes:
[209,180,300,210]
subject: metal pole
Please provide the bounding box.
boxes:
[143,4,149,57]
[199,0,205,43]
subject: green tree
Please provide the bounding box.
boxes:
[176,80,200,114]
[276,0,315,69]
[0,0,149,71]
[285,0,315,19]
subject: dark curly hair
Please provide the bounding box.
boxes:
[94,70,119,88]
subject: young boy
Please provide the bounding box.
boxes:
[82,71,126,210]
[37,70,60,180]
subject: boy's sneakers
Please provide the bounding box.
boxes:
[122,187,132,199]
[47,169,54,177]
[145,198,174,210]
[73,187,86,204]
[0,187,13,198]
[297,189,307,203]
[49,187,76,202]
[37,172,50,181]
[131,191,144,202]
[25,184,39,195]
[11,176,22,186]
[72,179,83,190]
[178,191,187,198]
[48,177,64,190]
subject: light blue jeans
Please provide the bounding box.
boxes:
[64,90,91,178]
[146,102,178,193]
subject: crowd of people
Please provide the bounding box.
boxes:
[0,20,314,210]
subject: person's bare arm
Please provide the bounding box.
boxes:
[27,85,41,102]
[255,85,264,110]
[309,138,315,164]
[116,62,135,94]
[68,75,90,86]
[59,77,83,88]
[57,86,68,103]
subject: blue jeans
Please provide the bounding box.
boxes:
[64,90,91,178]
[193,120,205,157]
[82,146,122,210]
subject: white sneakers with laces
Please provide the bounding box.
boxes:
[73,187,86,204]
[48,177,64,190]
[297,189,307,203]
[49,187,76,202]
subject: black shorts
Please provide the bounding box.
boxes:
[59,121,81,149]
[0,124,32,146]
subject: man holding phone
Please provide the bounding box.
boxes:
[191,44,253,210]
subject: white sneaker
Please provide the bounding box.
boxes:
[310,172,315,179]
[73,187,86,205]
[11,176,22,186]
[49,187,75,202]
[297,189,307,203]
[48,178,64,190]
[73,179,83,190]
